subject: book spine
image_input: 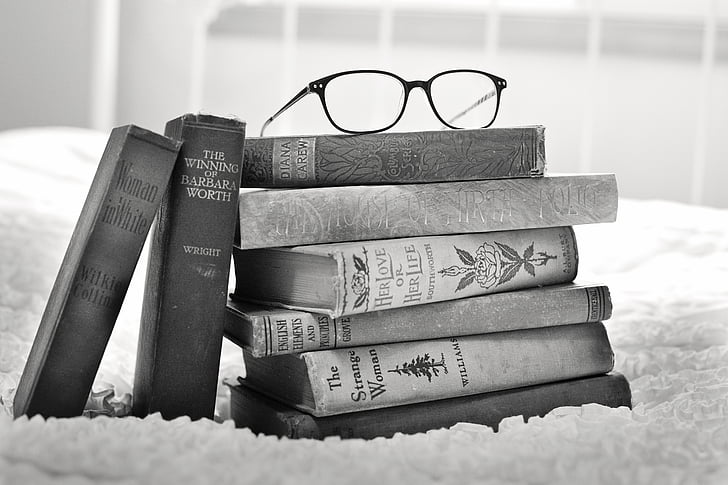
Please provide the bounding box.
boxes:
[301,322,615,416]
[13,126,180,418]
[133,114,246,420]
[241,126,545,188]
[227,284,611,357]
[236,174,617,249]
[231,373,631,439]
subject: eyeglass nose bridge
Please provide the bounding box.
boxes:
[403,79,429,92]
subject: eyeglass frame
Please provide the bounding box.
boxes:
[259,68,508,136]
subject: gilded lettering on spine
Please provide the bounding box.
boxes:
[271,137,316,184]
[100,158,162,235]
[179,149,239,202]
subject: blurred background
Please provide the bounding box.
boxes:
[1,0,727,207]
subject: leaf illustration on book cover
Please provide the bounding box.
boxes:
[350,251,370,309]
[318,138,389,184]
[455,246,475,266]
[387,353,448,382]
[439,240,556,291]
[456,272,476,292]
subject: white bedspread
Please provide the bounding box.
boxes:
[1,128,727,484]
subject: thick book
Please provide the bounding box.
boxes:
[241,125,546,188]
[228,373,632,439]
[225,283,612,357]
[236,173,617,249]
[133,114,246,420]
[233,226,578,318]
[241,321,615,416]
[13,125,181,418]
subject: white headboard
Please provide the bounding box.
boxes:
[3,0,728,207]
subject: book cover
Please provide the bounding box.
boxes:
[133,114,246,420]
[242,125,546,187]
[241,322,615,416]
[13,125,181,418]
[229,373,632,439]
[233,226,578,318]
[236,173,617,249]
[225,283,612,357]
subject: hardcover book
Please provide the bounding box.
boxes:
[13,125,181,418]
[225,283,612,357]
[241,322,615,416]
[241,125,546,188]
[229,373,632,439]
[233,226,579,318]
[236,173,618,249]
[133,114,246,420]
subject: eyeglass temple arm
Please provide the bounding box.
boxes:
[260,86,311,136]
[445,89,498,126]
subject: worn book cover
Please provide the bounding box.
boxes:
[225,283,612,357]
[233,226,578,318]
[236,173,618,249]
[14,125,180,418]
[242,322,615,416]
[242,125,545,187]
[133,114,246,420]
[229,373,632,439]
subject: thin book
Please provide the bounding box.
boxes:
[241,125,546,187]
[225,282,612,357]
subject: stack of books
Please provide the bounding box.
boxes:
[224,125,631,439]
[11,114,630,436]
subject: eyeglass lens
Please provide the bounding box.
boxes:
[430,71,499,129]
[323,72,406,133]
[321,71,499,133]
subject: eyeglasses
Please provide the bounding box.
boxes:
[260,69,507,136]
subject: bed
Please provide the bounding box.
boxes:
[1,127,727,484]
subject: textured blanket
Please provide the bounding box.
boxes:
[1,128,727,484]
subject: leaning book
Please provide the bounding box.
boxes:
[13,125,180,418]
[134,114,246,421]
[228,373,632,439]
[241,322,615,416]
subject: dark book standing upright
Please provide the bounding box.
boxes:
[133,114,246,420]
[13,125,181,418]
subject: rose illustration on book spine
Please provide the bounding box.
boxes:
[387,353,448,382]
[440,240,556,292]
[350,250,369,310]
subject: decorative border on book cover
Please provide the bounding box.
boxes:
[585,285,611,321]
